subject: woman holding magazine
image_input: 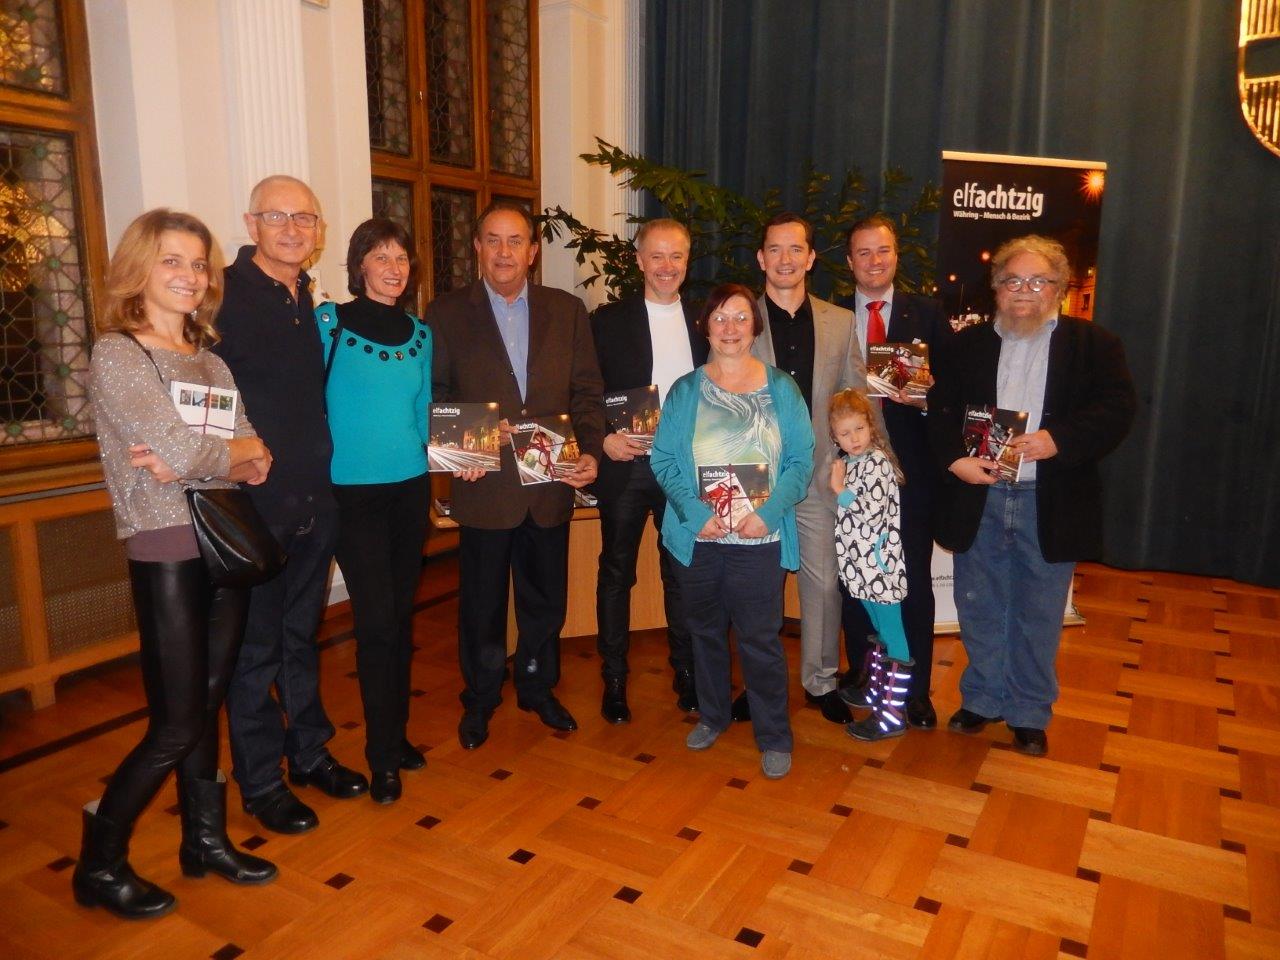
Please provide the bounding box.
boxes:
[651,282,814,780]
[81,209,276,920]
[317,217,432,804]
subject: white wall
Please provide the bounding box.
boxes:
[537,0,639,310]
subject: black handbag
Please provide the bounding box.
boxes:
[185,486,286,588]
[123,332,286,588]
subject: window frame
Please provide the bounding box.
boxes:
[0,0,109,474]
[367,0,540,304]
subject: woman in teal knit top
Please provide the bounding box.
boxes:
[317,218,432,804]
[651,283,814,780]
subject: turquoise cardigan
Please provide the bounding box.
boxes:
[651,364,815,570]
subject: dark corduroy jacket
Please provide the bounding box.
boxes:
[928,316,1137,562]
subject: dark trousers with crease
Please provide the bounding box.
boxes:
[226,509,339,801]
[458,514,568,712]
[98,558,249,826]
[333,473,431,773]
[596,458,692,680]
[677,541,792,753]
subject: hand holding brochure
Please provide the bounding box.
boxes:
[428,402,501,472]
[603,384,661,451]
[697,463,771,530]
[866,342,931,399]
[511,414,580,485]
[171,380,238,438]
[962,405,1028,481]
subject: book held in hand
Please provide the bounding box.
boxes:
[427,402,501,472]
[511,414,581,485]
[603,384,660,450]
[866,342,931,399]
[697,462,771,530]
[171,380,238,438]
[962,405,1028,482]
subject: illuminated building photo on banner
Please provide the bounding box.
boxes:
[937,151,1106,331]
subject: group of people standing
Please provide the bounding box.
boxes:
[75,171,1134,921]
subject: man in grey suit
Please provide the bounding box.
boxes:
[751,212,869,724]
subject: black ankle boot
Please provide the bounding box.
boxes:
[72,806,176,919]
[178,775,277,885]
[672,668,698,713]
[601,677,631,724]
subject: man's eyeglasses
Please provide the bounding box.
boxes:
[998,276,1056,293]
[708,311,752,327]
[251,210,319,229]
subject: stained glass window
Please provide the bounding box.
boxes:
[363,0,412,155]
[426,0,475,168]
[0,0,67,96]
[486,0,532,178]
[429,187,476,296]
[0,126,93,445]
[372,177,414,230]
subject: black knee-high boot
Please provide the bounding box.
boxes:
[72,805,176,919]
[178,773,277,884]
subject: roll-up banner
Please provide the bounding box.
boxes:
[930,150,1107,632]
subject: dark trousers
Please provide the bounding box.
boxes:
[843,471,936,698]
[458,514,569,712]
[596,459,692,680]
[677,541,792,753]
[333,473,431,772]
[99,559,249,826]
[226,509,339,801]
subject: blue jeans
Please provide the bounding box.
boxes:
[226,510,339,801]
[676,540,792,753]
[952,483,1074,730]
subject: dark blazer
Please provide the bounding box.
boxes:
[927,316,1136,562]
[590,294,708,503]
[427,279,606,530]
[838,291,951,493]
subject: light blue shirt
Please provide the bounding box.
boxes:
[995,315,1057,480]
[484,279,530,401]
[854,289,896,358]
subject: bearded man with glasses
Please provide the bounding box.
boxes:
[928,234,1136,757]
[213,175,370,835]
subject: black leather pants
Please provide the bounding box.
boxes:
[97,558,249,827]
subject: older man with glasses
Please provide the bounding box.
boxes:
[928,234,1135,757]
[213,175,370,836]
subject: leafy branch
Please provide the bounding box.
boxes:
[537,138,941,302]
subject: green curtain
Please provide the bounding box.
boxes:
[645,0,1280,586]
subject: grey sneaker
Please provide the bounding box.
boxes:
[761,750,792,779]
[685,722,721,751]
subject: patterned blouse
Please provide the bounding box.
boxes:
[691,376,781,546]
[834,448,907,602]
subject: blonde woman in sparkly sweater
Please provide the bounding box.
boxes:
[77,210,276,920]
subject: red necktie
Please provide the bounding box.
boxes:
[867,300,887,345]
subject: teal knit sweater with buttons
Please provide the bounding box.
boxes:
[317,299,433,485]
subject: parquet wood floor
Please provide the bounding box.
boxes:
[1,561,1278,959]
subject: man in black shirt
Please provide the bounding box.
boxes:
[214,175,368,835]
[751,212,870,725]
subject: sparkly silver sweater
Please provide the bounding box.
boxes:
[89,333,256,540]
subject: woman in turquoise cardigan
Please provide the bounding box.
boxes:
[317,218,432,804]
[651,282,814,779]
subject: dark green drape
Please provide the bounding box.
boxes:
[645,0,1280,587]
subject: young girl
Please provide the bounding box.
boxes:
[828,389,912,741]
